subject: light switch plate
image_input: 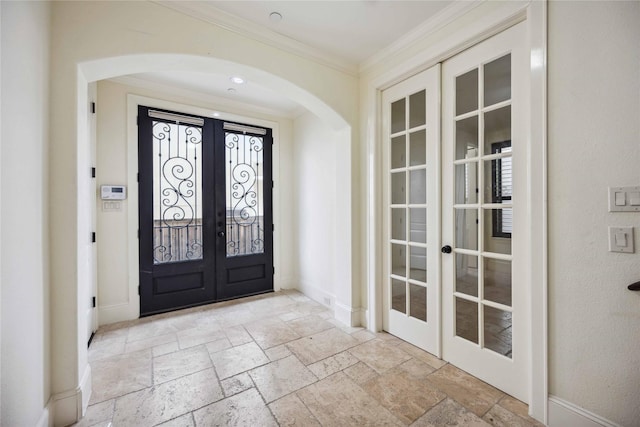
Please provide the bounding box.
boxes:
[609,186,640,212]
[608,226,634,253]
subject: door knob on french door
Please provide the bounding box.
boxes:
[441,245,452,254]
[217,231,225,238]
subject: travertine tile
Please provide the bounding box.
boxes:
[483,403,538,427]
[126,319,177,343]
[209,341,269,379]
[93,327,129,343]
[343,362,379,385]
[89,336,126,362]
[90,349,152,404]
[349,339,412,374]
[221,372,253,397]
[223,325,253,346]
[351,329,376,343]
[278,311,308,322]
[124,332,177,354]
[265,344,292,361]
[286,328,359,365]
[296,372,403,426]
[426,364,504,417]
[193,388,277,427]
[72,399,114,427]
[269,393,321,427]
[204,337,232,354]
[156,413,195,427]
[361,359,446,424]
[177,324,225,349]
[396,341,447,370]
[413,398,491,427]
[244,317,300,349]
[153,345,212,384]
[307,351,359,380]
[249,355,317,403]
[286,315,334,337]
[497,396,545,426]
[112,368,223,426]
[153,341,180,357]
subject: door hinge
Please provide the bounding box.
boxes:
[137,173,140,183]
[91,167,96,178]
[92,296,96,308]
[91,232,96,243]
[91,102,96,114]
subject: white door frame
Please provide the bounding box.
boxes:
[364,1,547,423]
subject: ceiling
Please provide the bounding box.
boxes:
[124,1,456,117]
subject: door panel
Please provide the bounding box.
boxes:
[138,106,215,316]
[441,22,528,401]
[138,108,273,316]
[215,122,274,300]
[382,65,440,356]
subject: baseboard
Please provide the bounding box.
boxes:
[297,280,335,309]
[51,365,92,427]
[98,301,137,326]
[360,309,369,329]
[548,396,621,427]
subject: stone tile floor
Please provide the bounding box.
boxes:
[75,290,544,427]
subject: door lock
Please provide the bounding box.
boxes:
[441,245,452,254]
[217,231,225,238]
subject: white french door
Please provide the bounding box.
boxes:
[382,65,440,356]
[382,21,529,402]
[441,22,528,401]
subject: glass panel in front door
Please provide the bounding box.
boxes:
[225,132,264,257]
[152,121,203,264]
[453,53,513,358]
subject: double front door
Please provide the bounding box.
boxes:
[138,106,273,316]
[382,22,529,402]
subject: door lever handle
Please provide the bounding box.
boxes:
[217,231,225,238]
[628,281,640,291]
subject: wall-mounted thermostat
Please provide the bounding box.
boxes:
[101,185,127,200]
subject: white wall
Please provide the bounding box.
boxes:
[0,1,51,425]
[293,111,339,307]
[96,79,296,325]
[548,2,640,425]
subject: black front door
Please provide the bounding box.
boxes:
[138,106,273,316]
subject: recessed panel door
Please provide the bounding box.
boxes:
[441,22,528,401]
[382,65,441,356]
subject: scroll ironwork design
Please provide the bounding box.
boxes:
[152,121,203,264]
[225,132,264,257]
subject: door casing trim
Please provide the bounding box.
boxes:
[364,1,547,422]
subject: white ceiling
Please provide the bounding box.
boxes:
[124,1,456,117]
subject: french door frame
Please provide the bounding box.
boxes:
[365,1,547,422]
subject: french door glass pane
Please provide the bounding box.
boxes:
[225,132,264,257]
[455,163,478,204]
[391,99,406,134]
[456,297,478,344]
[484,209,512,254]
[409,284,427,321]
[391,208,406,241]
[391,172,406,204]
[152,121,203,264]
[484,106,511,154]
[455,116,479,160]
[456,253,478,297]
[456,69,479,115]
[455,208,478,250]
[391,136,406,169]
[484,306,512,358]
[391,243,406,277]
[409,130,426,166]
[391,279,406,313]
[409,246,427,282]
[409,169,427,204]
[484,54,511,107]
[484,258,512,306]
[409,90,426,128]
[409,208,426,244]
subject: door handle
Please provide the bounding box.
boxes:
[217,231,225,238]
[441,245,452,254]
[628,281,640,291]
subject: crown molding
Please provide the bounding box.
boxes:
[151,1,359,77]
[359,0,484,74]
[108,75,303,119]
